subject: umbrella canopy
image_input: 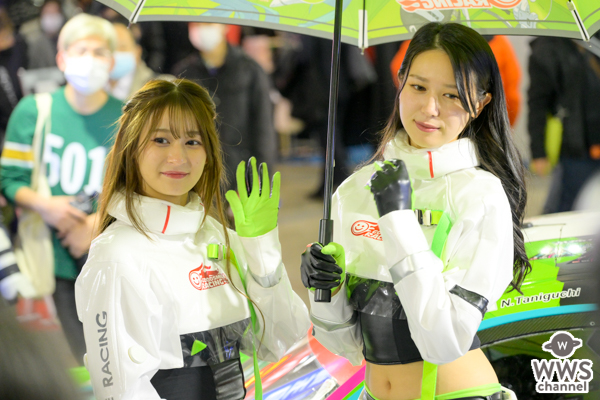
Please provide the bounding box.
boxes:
[95,0,600,305]
[95,0,598,48]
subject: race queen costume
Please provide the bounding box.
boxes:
[75,190,310,400]
[309,131,513,397]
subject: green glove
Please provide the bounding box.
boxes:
[300,242,346,293]
[225,158,281,237]
[321,242,346,289]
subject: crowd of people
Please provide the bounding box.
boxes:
[0,0,599,400]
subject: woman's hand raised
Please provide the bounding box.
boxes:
[369,159,412,217]
[225,157,280,237]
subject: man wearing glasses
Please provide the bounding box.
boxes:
[0,13,122,365]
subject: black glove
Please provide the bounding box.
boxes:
[369,159,412,217]
[300,243,343,290]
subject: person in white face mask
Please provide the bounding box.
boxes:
[107,22,173,101]
[172,23,277,192]
[0,13,122,366]
[20,0,64,69]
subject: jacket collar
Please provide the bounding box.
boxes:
[383,131,479,180]
[108,192,205,235]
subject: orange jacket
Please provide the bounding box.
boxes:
[390,35,521,127]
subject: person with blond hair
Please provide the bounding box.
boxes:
[75,78,309,400]
[0,13,122,363]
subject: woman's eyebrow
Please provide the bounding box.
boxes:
[408,74,457,89]
[408,73,427,82]
[152,128,201,135]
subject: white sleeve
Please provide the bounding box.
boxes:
[378,194,514,365]
[234,228,311,362]
[302,188,364,366]
[75,260,166,400]
[308,281,364,366]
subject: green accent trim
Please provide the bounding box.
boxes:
[69,366,90,386]
[431,213,452,259]
[421,361,437,400]
[240,352,250,364]
[365,384,378,399]
[430,210,443,226]
[207,243,220,259]
[436,383,501,400]
[363,382,502,400]
[343,383,365,400]
[319,242,346,295]
[228,250,263,399]
[412,208,444,226]
[191,340,207,356]
[346,274,385,302]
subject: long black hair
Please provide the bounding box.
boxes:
[378,22,531,291]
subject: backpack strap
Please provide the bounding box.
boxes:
[31,93,52,191]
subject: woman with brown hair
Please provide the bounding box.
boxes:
[75,78,309,400]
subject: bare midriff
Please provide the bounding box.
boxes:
[365,348,498,400]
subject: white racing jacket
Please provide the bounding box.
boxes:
[309,133,514,365]
[75,193,310,400]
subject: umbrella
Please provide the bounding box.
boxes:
[98,0,599,47]
[95,0,600,304]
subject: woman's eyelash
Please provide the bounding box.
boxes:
[409,84,459,99]
[152,138,202,145]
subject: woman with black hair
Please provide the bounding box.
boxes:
[301,22,529,400]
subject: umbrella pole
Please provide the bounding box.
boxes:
[567,0,590,41]
[315,0,344,303]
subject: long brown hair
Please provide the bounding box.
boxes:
[97,78,228,238]
[97,78,266,336]
[380,23,531,291]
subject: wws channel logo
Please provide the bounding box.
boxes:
[531,331,593,394]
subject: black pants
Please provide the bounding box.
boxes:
[53,277,86,365]
[555,157,600,212]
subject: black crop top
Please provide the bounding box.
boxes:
[347,274,481,365]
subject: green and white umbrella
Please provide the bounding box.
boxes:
[98,0,599,49]
[95,0,600,305]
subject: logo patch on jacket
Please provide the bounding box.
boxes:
[189,263,229,291]
[351,220,382,241]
